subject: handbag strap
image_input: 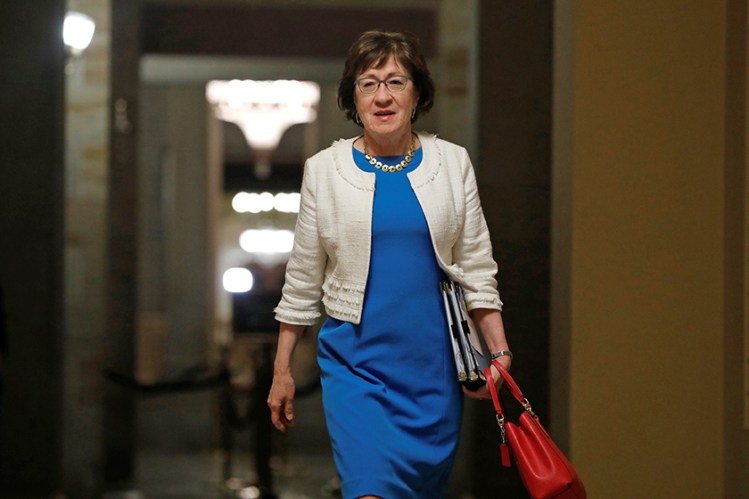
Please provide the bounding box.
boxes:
[485,364,512,466]
[485,364,504,416]
[485,362,541,467]
[490,360,539,419]
[491,361,523,403]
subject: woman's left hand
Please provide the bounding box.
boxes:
[462,357,511,401]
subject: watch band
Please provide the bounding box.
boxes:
[491,350,513,360]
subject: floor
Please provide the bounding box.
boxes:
[118,382,340,499]
[104,346,483,499]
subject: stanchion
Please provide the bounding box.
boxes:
[221,335,278,499]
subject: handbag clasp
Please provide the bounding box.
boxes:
[521,398,538,419]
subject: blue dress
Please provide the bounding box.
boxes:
[317,146,463,499]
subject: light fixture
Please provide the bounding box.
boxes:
[231,191,301,214]
[222,267,254,293]
[63,11,95,73]
[206,80,320,178]
[239,229,295,254]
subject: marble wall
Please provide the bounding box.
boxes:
[64,0,111,494]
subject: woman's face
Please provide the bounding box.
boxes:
[354,54,419,140]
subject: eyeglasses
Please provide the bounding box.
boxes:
[355,76,413,95]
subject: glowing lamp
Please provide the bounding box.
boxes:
[206,80,320,177]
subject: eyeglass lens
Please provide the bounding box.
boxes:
[357,77,409,94]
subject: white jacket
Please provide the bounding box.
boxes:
[274,132,502,326]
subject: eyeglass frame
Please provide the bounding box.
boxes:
[354,75,414,95]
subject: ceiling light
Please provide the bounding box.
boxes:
[206,80,320,178]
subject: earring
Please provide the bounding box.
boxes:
[411,108,416,120]
[354,112,362,125]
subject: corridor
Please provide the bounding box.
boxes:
[125,388,337,499]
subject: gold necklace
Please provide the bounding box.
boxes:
[363,136,416,173]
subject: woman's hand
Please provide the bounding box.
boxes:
[462,356,511,401]
[465,308,512,401]
[269,322,305,431]
[268,368,296,432]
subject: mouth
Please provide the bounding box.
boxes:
[374,110,395,120]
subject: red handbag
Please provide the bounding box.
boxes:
[485,361,586,499]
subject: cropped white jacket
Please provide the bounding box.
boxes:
[274,132,502,326]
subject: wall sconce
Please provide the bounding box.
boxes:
[63,11,96,73]
[206,80,320,179]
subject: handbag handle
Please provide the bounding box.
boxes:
[484,363,511,466]
[485,361,540,467]
[486,360,539,419]
[485,364,504,417]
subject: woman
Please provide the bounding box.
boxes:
[268,30,512,499]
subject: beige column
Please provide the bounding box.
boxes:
[438,0,479,155]
[553,0,747,496]
[63,0,111,494]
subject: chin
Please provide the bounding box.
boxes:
[367,121,410,136]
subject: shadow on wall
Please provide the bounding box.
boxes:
[0,283,6,415]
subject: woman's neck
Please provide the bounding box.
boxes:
[361,130,414,156]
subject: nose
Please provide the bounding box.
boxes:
[373,81,393,101]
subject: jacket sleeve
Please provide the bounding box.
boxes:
[452,147,503,311]
[274,160,328,326]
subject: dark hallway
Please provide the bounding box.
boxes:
[1,1,746,498]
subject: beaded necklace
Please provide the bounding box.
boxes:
[363,136,416,173]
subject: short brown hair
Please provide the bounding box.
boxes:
[337,30,435,126]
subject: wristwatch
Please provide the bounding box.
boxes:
[490,350,513,360]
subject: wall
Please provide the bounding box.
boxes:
[477,1,554,496]
[63,0,111,494]
[138,84,213,375]
[553,0,747,497]
[724,0,749,496]
[437,0,479,154]
[0,1,66,495]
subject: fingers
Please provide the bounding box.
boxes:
[269,399,286,431]
[276,400,295,430]
[269,404,286,432]
[268,372,296,432]
[461,368,509,401]
[268,396,296,432]
[462,385,490,400]
[283,399,295,427]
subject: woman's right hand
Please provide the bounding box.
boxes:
[268,368,296,432]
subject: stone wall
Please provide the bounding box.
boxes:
[64,0,111,494]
